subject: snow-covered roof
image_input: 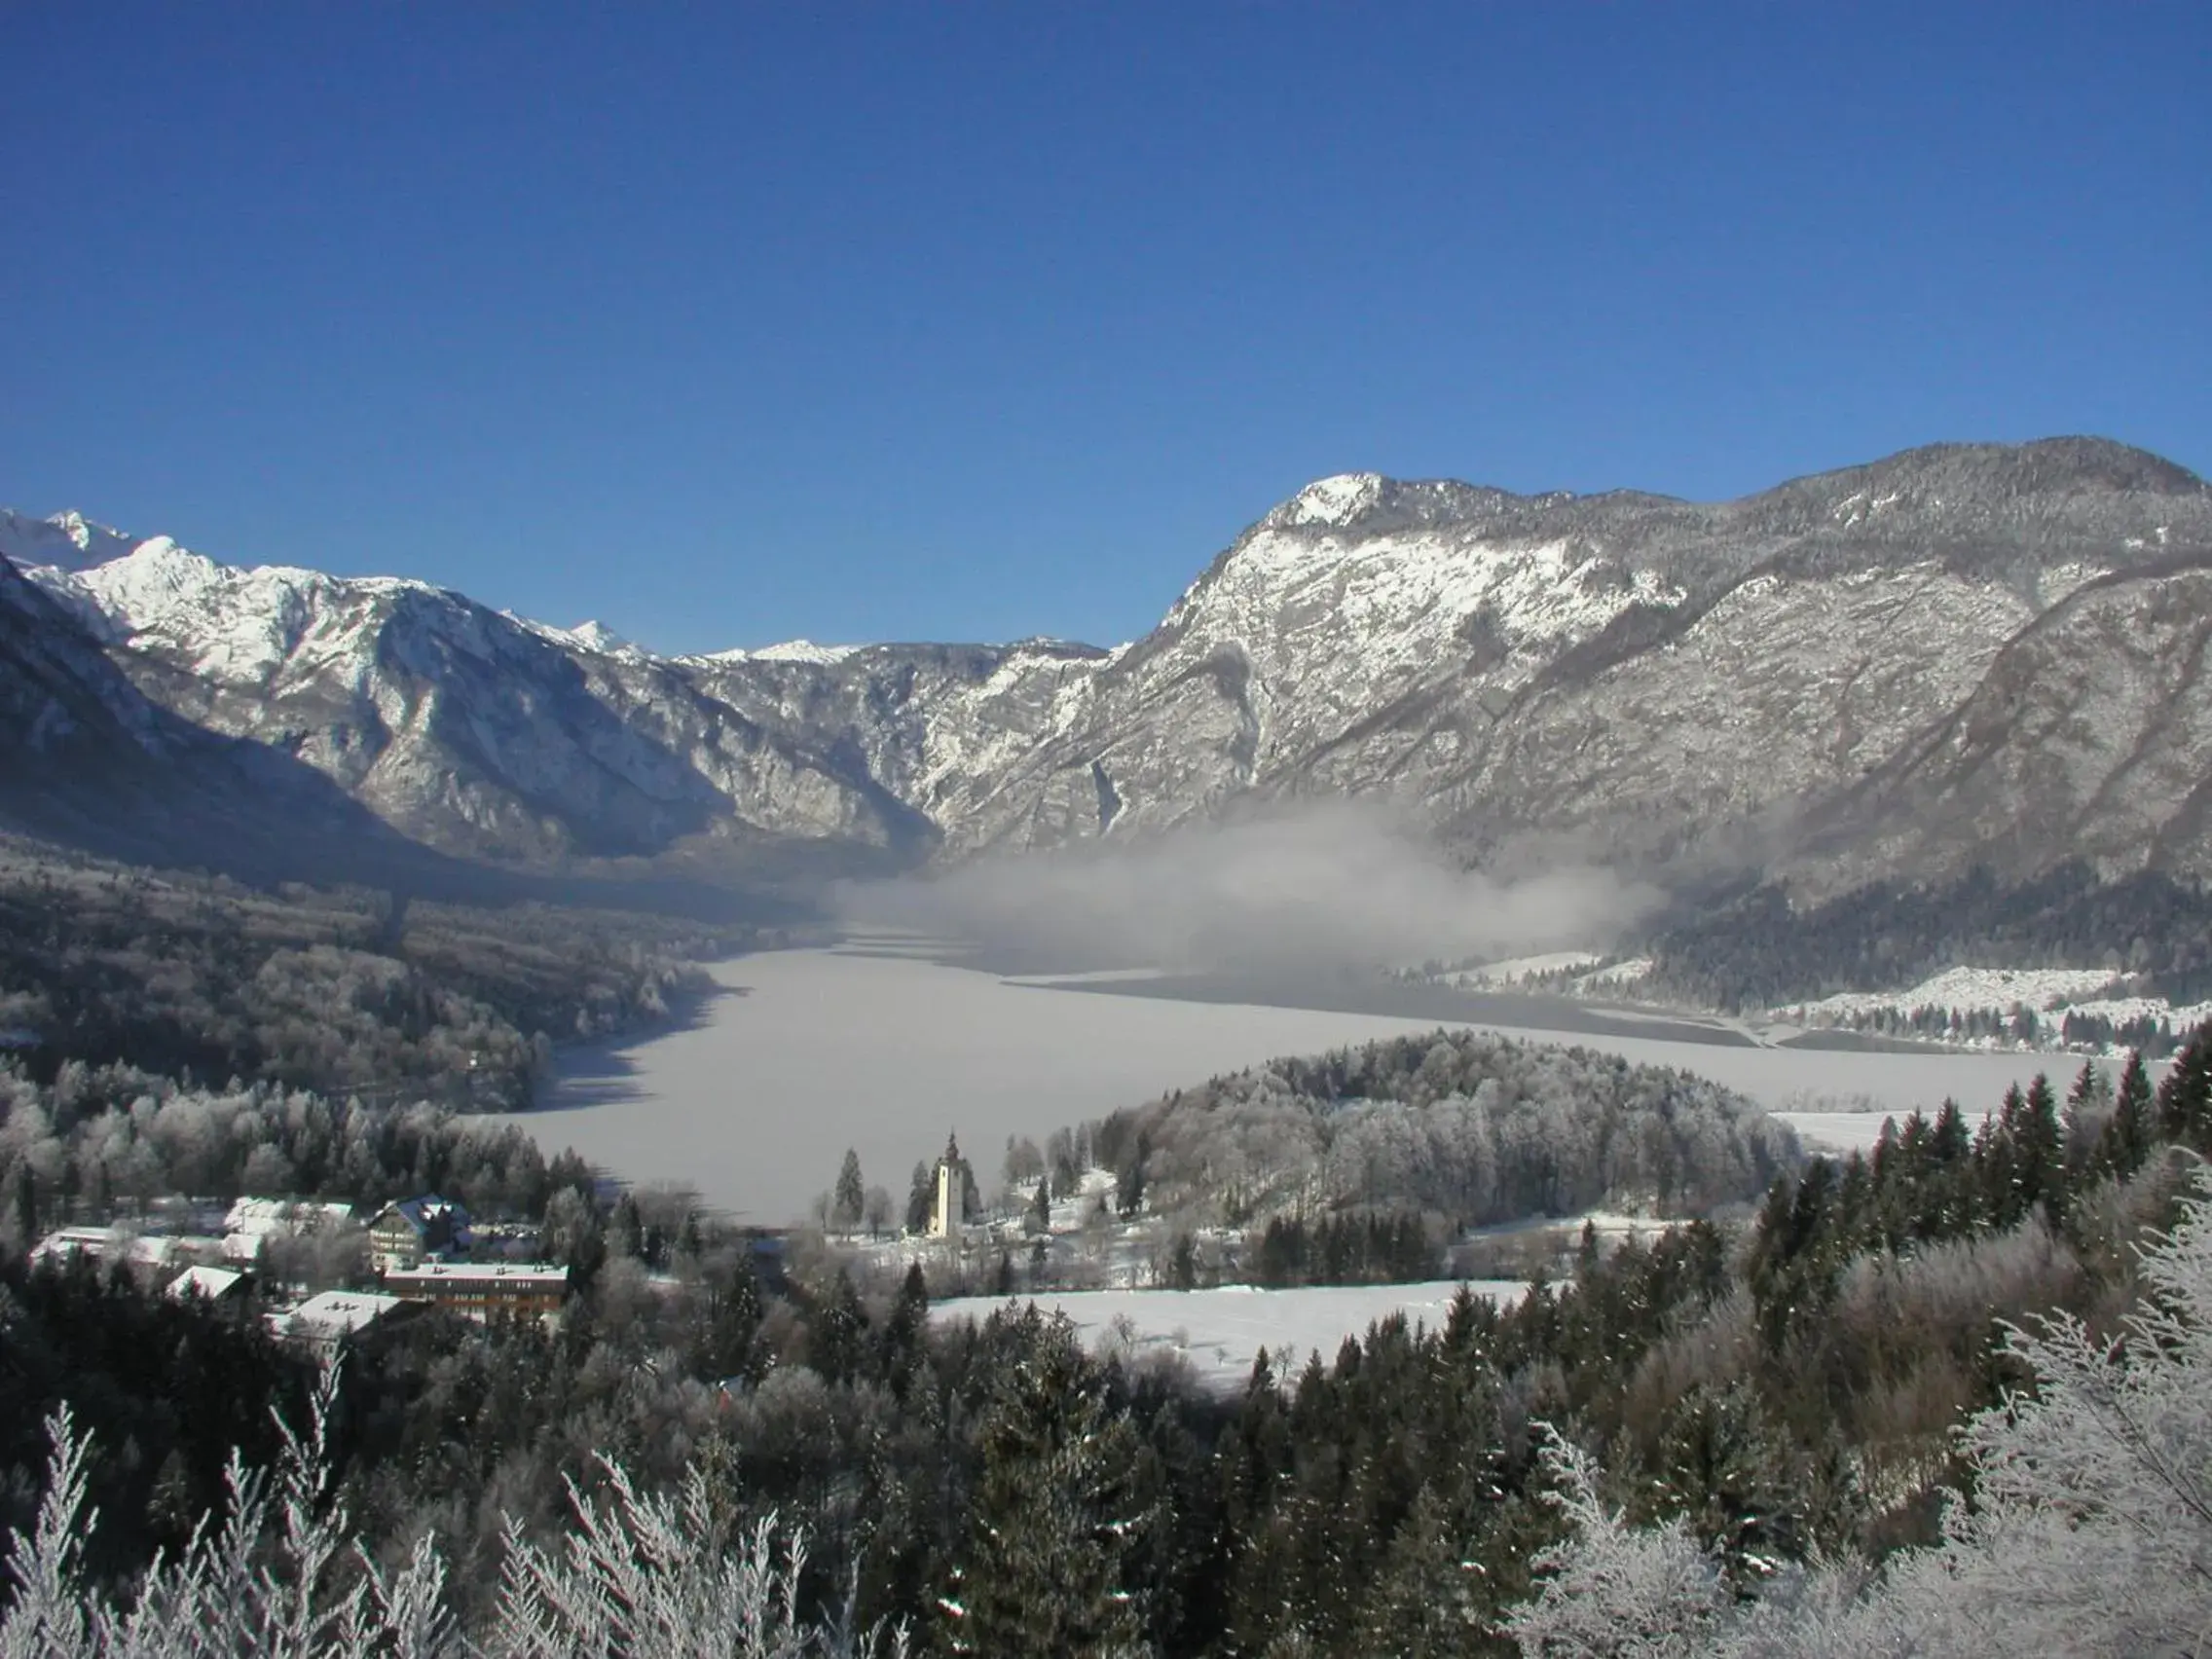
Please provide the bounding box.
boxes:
[223,1197,354,1236]
[30,1227,179,1268]
[373,1196,471,1237]
[271,1290,401,1346]
[166,1265,245,1301]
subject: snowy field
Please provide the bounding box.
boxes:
[502,947,2083,1222]
[1786,966,2125,1018]
[1773,964,2212,1046]
[931,1279,1526,1392]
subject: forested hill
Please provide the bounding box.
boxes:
[0,838,741,1108]
[1641,861,2212,1015]
[1089,1028,1799,1229]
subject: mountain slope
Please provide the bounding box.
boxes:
[938,438,2212,882]
[6,436,2210,889]
[0,546,455,877]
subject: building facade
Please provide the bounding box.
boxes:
[382,1261,570,1324]
[366,1196,472,1272]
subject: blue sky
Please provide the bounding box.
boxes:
[6,3,2206,654]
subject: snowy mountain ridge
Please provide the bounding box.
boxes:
[4,436,2211,893]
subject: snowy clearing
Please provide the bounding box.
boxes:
[931,1279,1525,1392]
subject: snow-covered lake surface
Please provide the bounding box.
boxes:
[503,945,2083,1223]
[931,1280,1527,1393]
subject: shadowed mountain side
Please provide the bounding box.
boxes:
[1789,552,2212,891]
[0,558,811,923]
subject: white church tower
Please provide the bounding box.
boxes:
[930,1131,963,1238]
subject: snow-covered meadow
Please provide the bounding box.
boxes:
[507,946,2083,1222]
[932,1279,1526,1392]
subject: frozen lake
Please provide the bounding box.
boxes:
[503,945,2083,1223]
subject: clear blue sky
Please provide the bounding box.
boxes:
[6,3,2206,654]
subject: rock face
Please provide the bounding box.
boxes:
[0,533,452,878]
[6,437,2210,890]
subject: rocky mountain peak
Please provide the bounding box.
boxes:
[1251,472,1534,544]
[4,434,2209,893]
[0,507,139,573]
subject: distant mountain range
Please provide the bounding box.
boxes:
[5,436,2209,898]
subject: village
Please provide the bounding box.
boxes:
[27,1191,572,1357]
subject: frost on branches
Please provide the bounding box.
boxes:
[0,1368,906,1659]
[1507,1167,2212,1657]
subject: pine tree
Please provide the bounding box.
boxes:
[940,1310,1153,1657]
[2062,1060,2111,1173]
[959,1160,983,1223]
[878,1262,931,1397]
[2096,1049,2157,1178]
[905,1160,934,1235]
[812,1267,868,1386]
[834,1147,866,1232]
[2157,1023,2212,1149]
[2018,1072,2065,1226]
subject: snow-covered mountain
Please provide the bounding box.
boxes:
[928,439,2212,888]
[4,436,2209,889]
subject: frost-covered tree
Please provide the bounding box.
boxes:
[0,1367,906,1657]
[1501,1429,1726,1658]
[1505,1168,2212,1657]
[832,1149,866,1233]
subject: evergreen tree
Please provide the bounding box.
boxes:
[905,1160,934,1235]
[2019,1071,2065,1226]
[877,1263,931,1398]
[688,1247,762,1382]
[608,1192,644,1260]
[811,1267,867,1386]
[1028,1178,1051,1235]
[2097,1050,2157,1178]
[1168,1232,1198,1291]
[941,1310,1153,1657]
[959,1160,983,1223]
[833,1147,866,1232]
[2062,1060,2112,1172]
[2157,1023,2212,1149]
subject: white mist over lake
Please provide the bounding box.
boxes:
[502,946,2083,1223]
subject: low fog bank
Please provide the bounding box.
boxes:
[839,805,1659,974]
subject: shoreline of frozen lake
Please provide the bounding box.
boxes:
[498,946,2084,1223]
